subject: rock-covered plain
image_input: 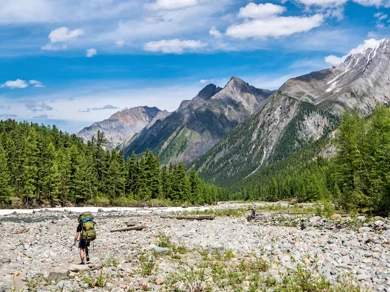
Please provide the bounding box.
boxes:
[0,203,389,291]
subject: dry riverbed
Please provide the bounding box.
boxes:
[0,202,389,291]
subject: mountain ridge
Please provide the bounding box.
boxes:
[77,106,162,150]
[123,77,273,164]
[193,38,390,185]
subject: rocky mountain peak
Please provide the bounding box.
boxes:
[77,106,162,150]
[225,76,249,91]
[197,84,222,100]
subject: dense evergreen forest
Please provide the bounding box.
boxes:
[0,120,223,207]
[228,107,390,215]
[1,107,389,214]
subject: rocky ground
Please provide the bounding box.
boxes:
[0,202,389,291]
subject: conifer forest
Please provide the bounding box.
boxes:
[0,107,390,215]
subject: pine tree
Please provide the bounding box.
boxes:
[107,150,126,199]
[21,128,39,206]
[160,165,171,199]
[189,168,202,204]
[126,151,138,196]
[57,149,70,206]
[0,144,12,205]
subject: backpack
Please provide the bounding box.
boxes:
[79,212,96,241]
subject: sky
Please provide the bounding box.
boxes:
[0,0,389,133]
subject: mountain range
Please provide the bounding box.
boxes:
[77,38,390,186]
[77,106,167,150]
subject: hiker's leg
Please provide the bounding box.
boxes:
[78,239,86,263]
[86,245,90,262]
[80,248,85,261]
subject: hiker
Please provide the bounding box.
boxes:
[73,212,96,264]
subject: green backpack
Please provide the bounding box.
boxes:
[79,212,96,241]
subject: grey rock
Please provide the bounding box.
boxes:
[154,247,170,254]
[375,220,384,227]
[0,258,11,264]
[310,216,322,223]
[357,274,371,281]
[48,268,69,283]
[357,216,366,222]
[359,227,373,233]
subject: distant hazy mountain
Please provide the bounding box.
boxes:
[77,106,162,150]
[193,38,390,186]
[124,77,273,164]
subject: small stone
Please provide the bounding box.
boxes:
[0,258,11,264]
[375,220,384,227]
[357,274,370,281]
[154,247,170,254]
[309,216,322,223]
[359,227,373,233]
[155,278,164,285]
[357,216,366,222]
[13,272,20,277]
[48,268,69,283]
[331,214,342,220]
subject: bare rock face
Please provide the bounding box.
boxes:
[194,39,390,185]
[124,79,273,164]
[77,106,163,150]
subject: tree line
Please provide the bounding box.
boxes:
[0,120,222,207]
[228,107,390,215]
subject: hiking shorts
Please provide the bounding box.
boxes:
[79,239,90,249]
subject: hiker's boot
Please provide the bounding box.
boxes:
[86,256,90,262]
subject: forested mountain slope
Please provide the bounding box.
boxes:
[124,77,273,164]
[193,39,390,186]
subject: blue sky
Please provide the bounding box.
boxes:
[0,0,389,133]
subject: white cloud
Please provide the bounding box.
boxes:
[324,38,384,65]
[116,39,125,47]
[324,55,344,65]
[48,27,84,43]
[199,79,208,84]
[352,0,387,6]
[238,3,286,19]
[145,0,198,10]
[42,27,84,51]
[86,48,97,58]
[297,0,347,7]
[1,79,28,89]
[41,43,68,51]
[226,14,324,39]
[209,26,222,38]
[0,0,139,24]
[374,12,388,28]
[30,80,45,88]
[144,39,207,54]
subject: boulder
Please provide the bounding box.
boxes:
[48,268,69,283]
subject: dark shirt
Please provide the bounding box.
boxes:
[77,222,83,233]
